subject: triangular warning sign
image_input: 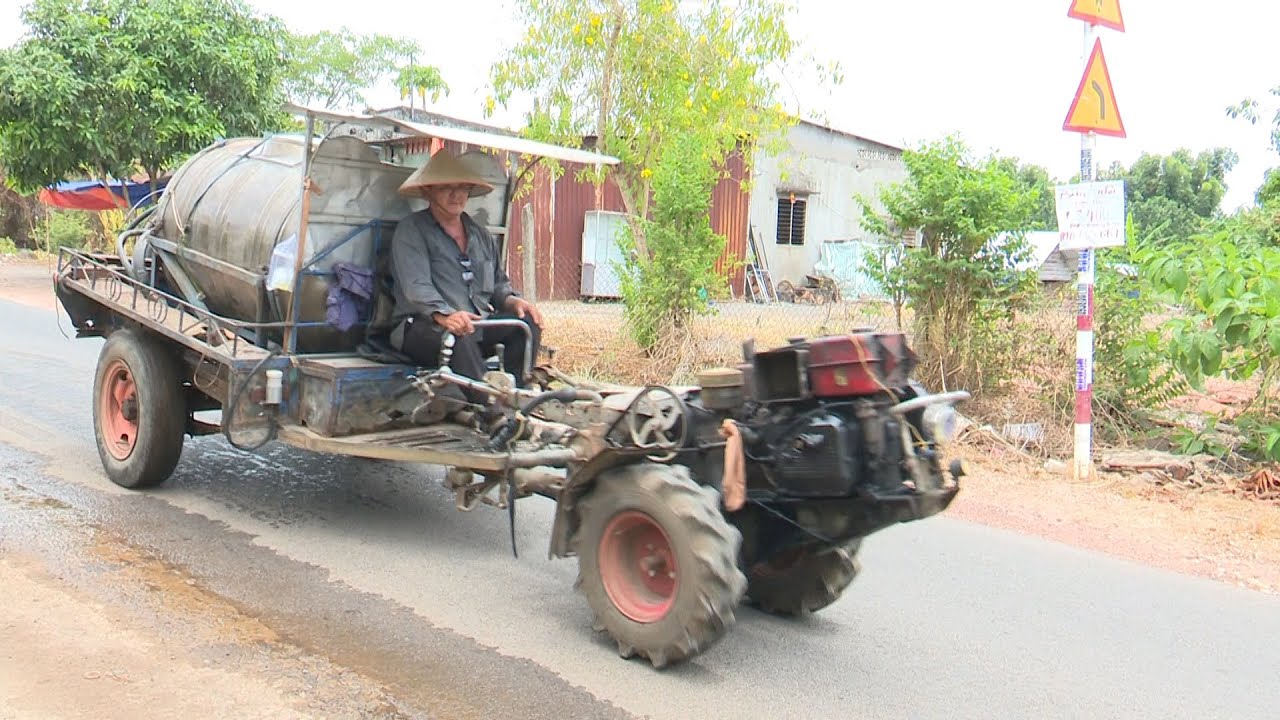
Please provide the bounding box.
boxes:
[1063,38,1126,138]
[1068,0,1125,32]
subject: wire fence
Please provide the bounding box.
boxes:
[513,246,905,384]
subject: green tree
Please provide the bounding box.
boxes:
[395,64,451,110]
[283,28,421,111]
[490,0,810,348]
[0,0,287,195]
[860,136,1037,392]
[996,158,1058,230]
[1227,86,1280,155]
[1256,168,1280,207]
[1100,148,1237,243]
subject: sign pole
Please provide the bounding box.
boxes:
[1074,22,1097,483]
[1061,0,1125,482]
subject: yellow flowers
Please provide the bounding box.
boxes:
[590,14,602,29]
[573,23,581,35]
[711,90,720,101]
[685,97,693,107]
[485,96,496,115]
[641,167,653,178]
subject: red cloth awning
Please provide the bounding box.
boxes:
[38,184,130,211]
[37,177,166,211]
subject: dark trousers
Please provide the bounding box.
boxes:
[400,312,541,388]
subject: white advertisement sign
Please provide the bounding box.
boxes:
[1055,180,1126,249]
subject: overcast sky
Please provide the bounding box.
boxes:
[2,0,1276,210]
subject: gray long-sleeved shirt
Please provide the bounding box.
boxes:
[389,209,519,327]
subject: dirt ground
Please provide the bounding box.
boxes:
[3,253,1279,717]
[0,254,58,311]
[946,444,1280,594]
[0,549,406,720]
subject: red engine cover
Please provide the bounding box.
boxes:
[807,332,917,397]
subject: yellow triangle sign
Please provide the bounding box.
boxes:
[1063,38,1126,138]
[1068,0,1125,32]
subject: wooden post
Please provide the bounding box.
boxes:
[285,113,317,355]
[522,202,537,302]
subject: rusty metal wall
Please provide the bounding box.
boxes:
[498,163,563,301]
[547,170,625,301]
[710,151,750,297]
[384,137,750,302]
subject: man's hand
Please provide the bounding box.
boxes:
[507,297,544,327]
[434,310,482,335]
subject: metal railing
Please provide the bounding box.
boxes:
[56,248,284,362]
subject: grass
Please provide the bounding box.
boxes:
[538,298,901,384]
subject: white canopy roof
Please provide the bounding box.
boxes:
[283,102,619,167]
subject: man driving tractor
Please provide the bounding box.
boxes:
[387,150,544,387]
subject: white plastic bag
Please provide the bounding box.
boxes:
[267,233,300,292]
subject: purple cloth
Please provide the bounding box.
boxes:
[326,262,375,332]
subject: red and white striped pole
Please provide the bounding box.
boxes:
[1074,22,1097,483]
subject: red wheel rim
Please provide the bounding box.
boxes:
[100,359,138,461]
[599,510,678,623]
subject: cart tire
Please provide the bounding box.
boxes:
[745,539,862,616]
[92,328,186,489]
[573,463,747,669]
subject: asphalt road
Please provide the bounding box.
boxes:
[3,296,1279,720]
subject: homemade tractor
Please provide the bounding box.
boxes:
[54,104,969,668]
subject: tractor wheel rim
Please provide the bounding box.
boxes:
[100,359,138,461]
[599,510,678,624]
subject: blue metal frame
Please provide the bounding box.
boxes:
[284,218,392,354]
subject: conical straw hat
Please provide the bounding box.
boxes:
[397,150,495,198]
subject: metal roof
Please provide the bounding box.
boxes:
[283,102,621,167]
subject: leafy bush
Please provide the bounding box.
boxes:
[40,209,93,252]
[860,136,1038,393]
[617,136,729,351]
[0,235,16,254]
[1092,226,1185,427]
[1139,229,1280,460]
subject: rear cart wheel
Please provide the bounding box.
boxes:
[574,464,747,669]
[746,539,862,616]
[92,328,186,489]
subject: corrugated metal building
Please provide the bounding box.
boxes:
[1017,230,1082,283]
[749,121,908,294]
[355,106,896,302]
[355,106,750,301]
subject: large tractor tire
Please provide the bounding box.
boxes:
[574,463,747,669]
[745,539,862,616]
[92,328,186,489]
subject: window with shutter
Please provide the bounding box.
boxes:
[776,195,807,245]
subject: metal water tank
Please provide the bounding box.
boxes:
[149,134,416,350]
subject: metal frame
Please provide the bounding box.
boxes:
[56,248,276,367]
[282,217,392,353]
[54,246,590,473]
